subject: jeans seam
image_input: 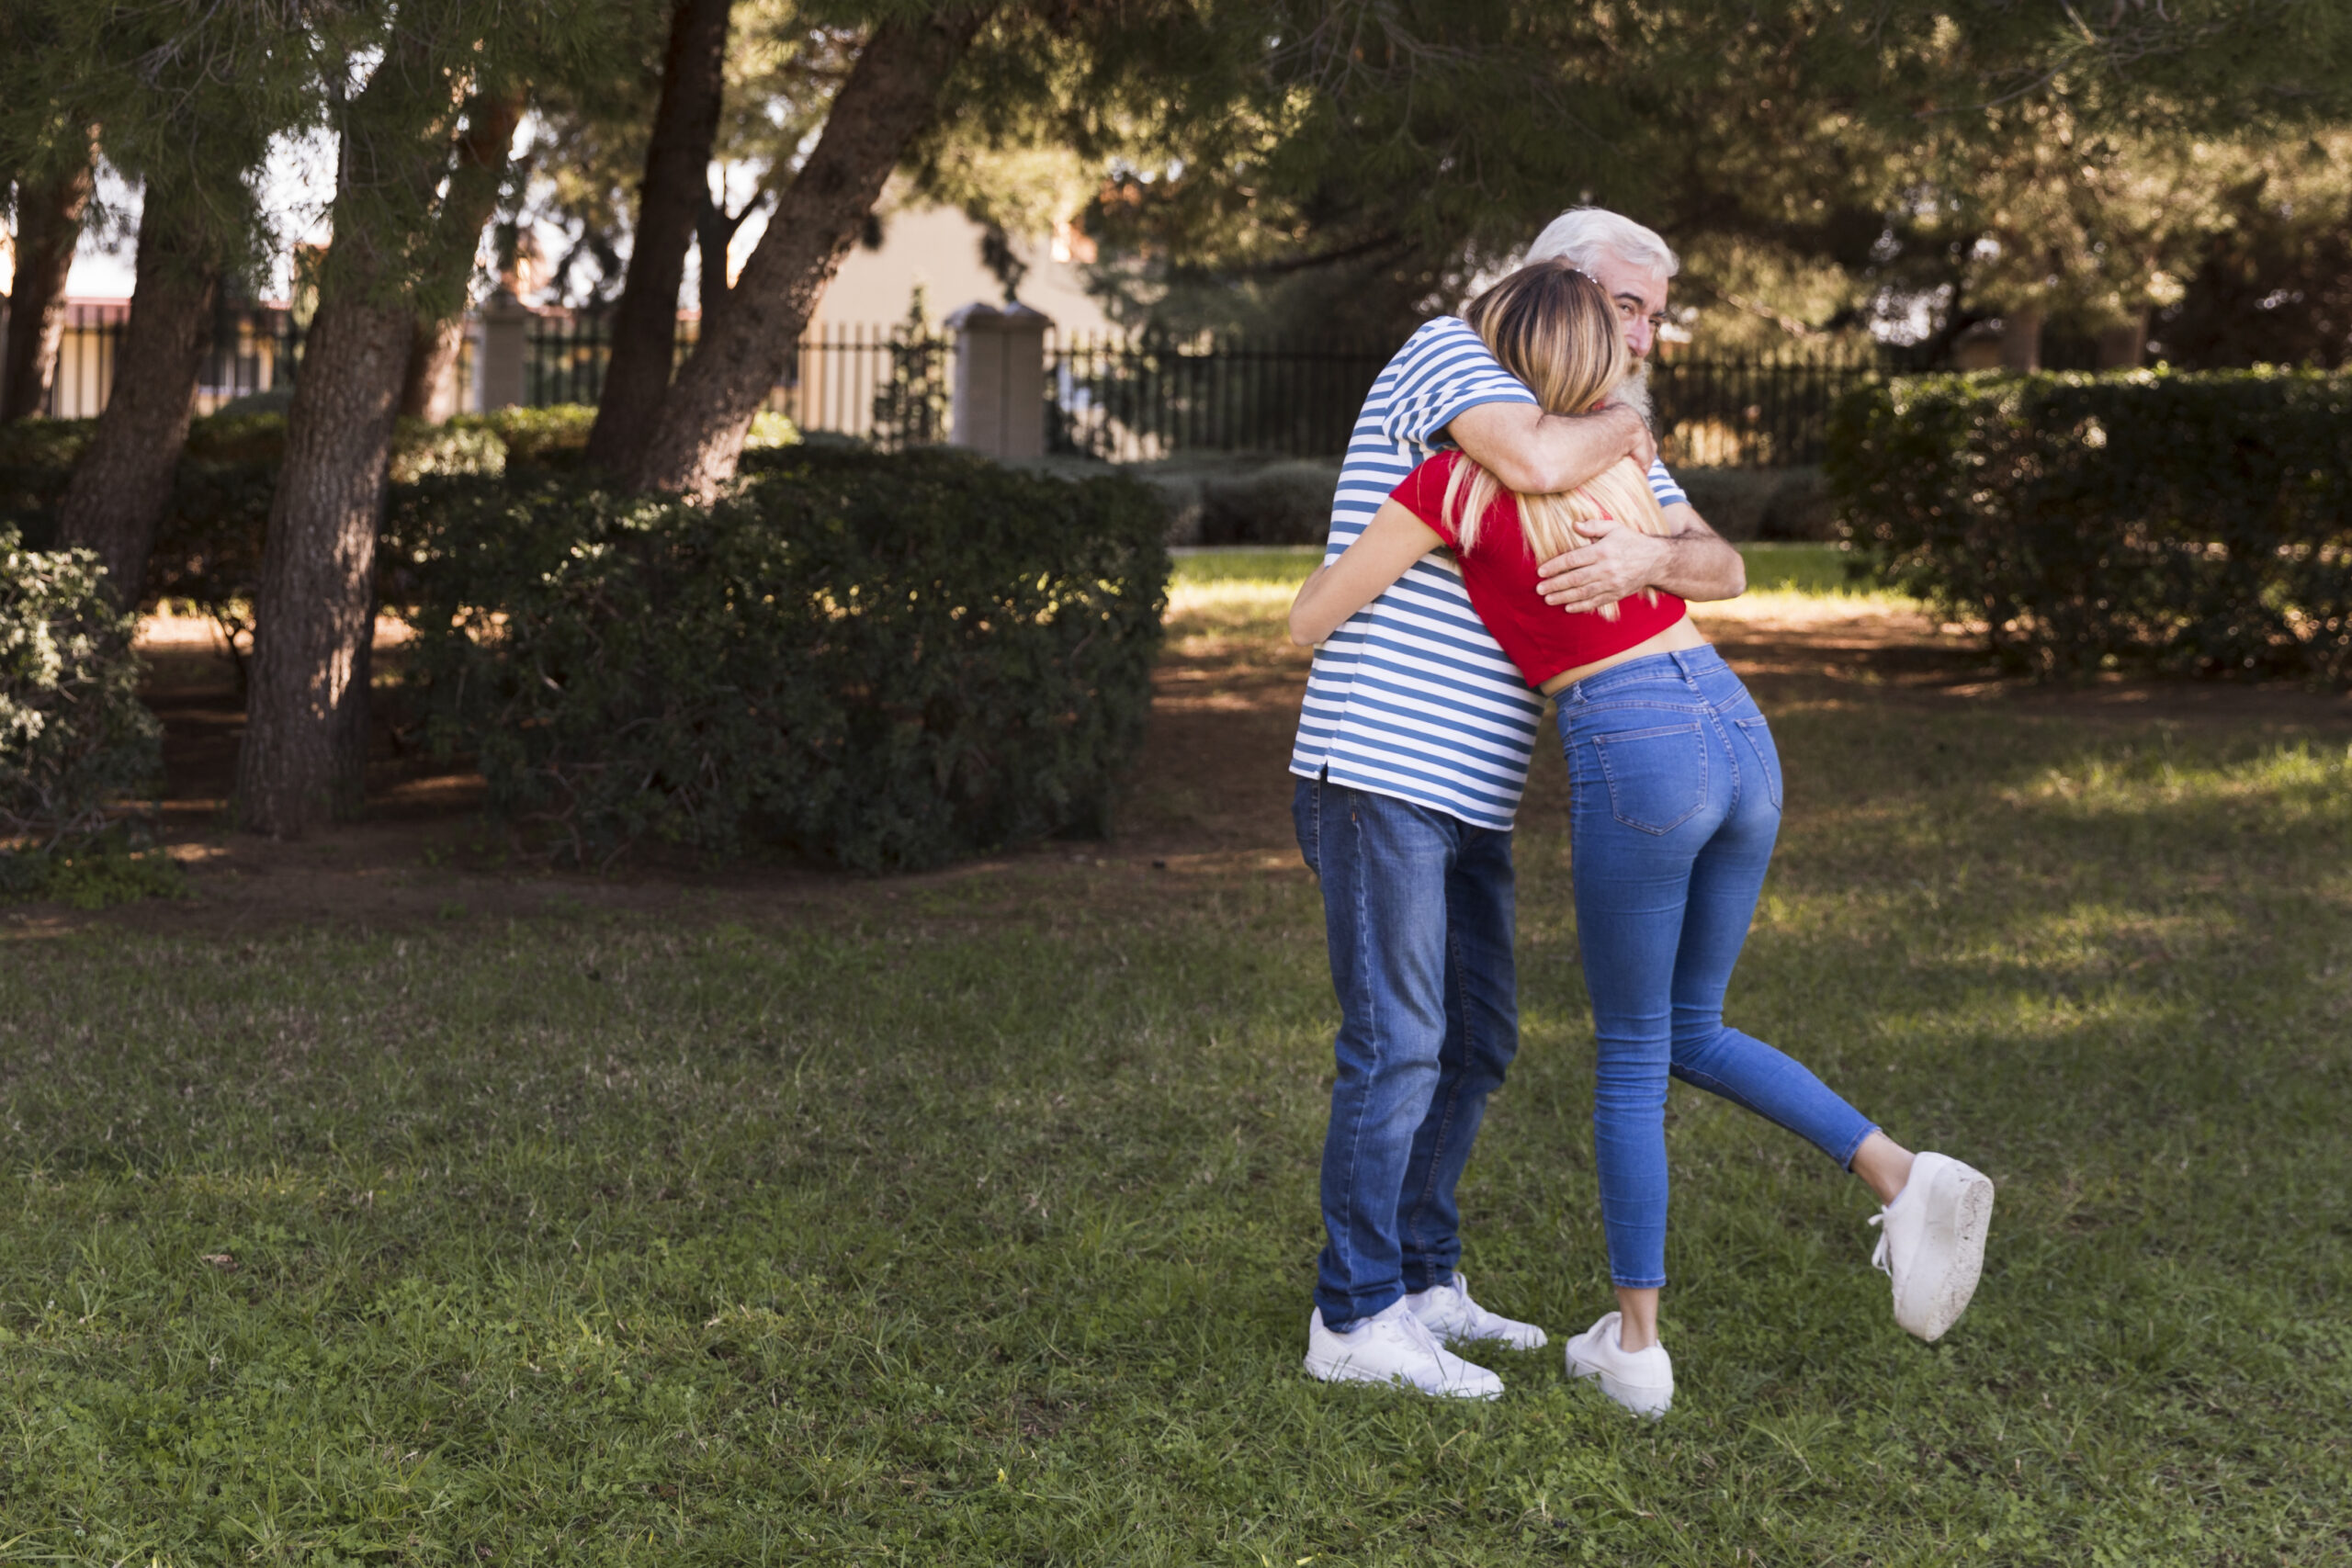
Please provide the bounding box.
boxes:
[1330,793,1381,1316]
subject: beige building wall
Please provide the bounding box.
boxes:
[808,203,1114,341]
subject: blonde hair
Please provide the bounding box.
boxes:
[1442,260,1670,619]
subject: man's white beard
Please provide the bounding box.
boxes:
[1605,359,1655,427]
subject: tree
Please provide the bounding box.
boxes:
[38,1,311,597]
[582,0,737,475]
[1,150,94,423]
[400,90,527,420]
[238,3,628,837]
[626,5,991,497]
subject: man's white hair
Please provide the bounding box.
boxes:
[1525,208,1679,279]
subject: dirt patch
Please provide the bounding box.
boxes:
[10,600,2346,937]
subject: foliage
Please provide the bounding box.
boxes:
[1828,368,2352,681]
[866,288,951,449]
[452,405,599,469]
[400,448,1170,870]
[0,531,162,851]
[0,824,187,906]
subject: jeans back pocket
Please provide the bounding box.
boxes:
[1591,721,1708,835]
[1732,716,1783,812]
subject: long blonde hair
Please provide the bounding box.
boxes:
[1442,260,1669,619]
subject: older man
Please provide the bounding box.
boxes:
[1293,209,1745,1398]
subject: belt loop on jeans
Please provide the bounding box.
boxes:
[1670,647,1699,687]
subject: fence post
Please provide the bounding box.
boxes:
[947,301,1050,459]
[477,288,531,411]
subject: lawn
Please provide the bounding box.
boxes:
[2,548,2348,1564]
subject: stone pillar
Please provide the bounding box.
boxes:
[947,300,1051,458]
[476,288,532,411]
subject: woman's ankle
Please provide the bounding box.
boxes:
[1613,1287,1661,1351]
[1852,1132,1917,1206]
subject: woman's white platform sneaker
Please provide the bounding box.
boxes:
[1563,1311,1673,1418]
[1305,1301,1505,1400]
[1871,1150,1996,1342]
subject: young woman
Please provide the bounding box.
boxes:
[1288,260,1993,1417]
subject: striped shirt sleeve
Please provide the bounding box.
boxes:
[1376,318,1539,449]
[1647,459,1687,509]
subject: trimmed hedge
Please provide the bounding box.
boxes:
[401,447,1170,871]
[1829,369,2352,682]
[0,531,162,850]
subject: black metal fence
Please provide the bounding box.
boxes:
[1046,333,1393,462]
[1646,347,1885,468]
[516,313,944,444]
[25,302,303,418]
[23,301,1894,468]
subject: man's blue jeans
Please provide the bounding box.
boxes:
[1295,775,1519,1330]
[1557,646,1878,1289]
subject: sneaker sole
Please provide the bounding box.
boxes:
[1900,1164,1996,1343]
[1564,1344,1672,1418]
[1302,1351,1503,1401]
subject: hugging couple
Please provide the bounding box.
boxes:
[1284,209,1993,1416]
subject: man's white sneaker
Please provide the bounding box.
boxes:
[1563,1311,1673,1418]
[1405,1271,1548,1350]
[1304,1301,1505,1400]
[1870,1150,1996,1343]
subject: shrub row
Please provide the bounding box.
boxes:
[1828,369,2352,682]
[401,446,1170,871]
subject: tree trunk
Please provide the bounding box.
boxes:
[400,315,468,421]
[2,158,96,422]
[583,0,735,477]
[628,9,990,499]
[2000,302,2045,373]
[2096,310,2148,370]
[399,91,523,422]
[53,188,221,598]
[239,62,509,836]
[235,298,411,835]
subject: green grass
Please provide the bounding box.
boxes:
[1170,545,1323,587]
[2,602,2349,1563]
[1735,542,1884,599]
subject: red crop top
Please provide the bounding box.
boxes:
[1393,450,1688,689]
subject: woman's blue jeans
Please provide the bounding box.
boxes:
[1557,646,1877,1290]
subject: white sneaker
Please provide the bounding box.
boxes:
[1870,1150,1996,1343]
[1304,1301,1504,1400]
[1405,1271,1548,1350]
[1563,1311,1673,1418]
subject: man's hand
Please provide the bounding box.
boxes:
[1532,515,1668,615]
[1622,408,1659,473]
[1535,504,1747,611]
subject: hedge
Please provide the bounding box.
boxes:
[400,446,1170,871]
[0,531,162,851]
[1827,369,2352,682]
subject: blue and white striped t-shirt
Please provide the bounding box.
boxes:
[1287,316,1689,829]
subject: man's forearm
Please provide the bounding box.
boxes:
[1448,401,1652,495]
[1650,526,1747,603]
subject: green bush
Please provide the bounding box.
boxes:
[1828,369,2352,682]
[451,405,591,470]
[401,447,1170,871]
[0,531,163,851]
[1674,466,1838,543]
